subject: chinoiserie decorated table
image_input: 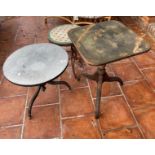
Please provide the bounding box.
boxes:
[68,20,150,119]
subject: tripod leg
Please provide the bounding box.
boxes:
[28,85,42,119]
[71,45,79,80]
[48,80,71,90]
[104,72,123,85]
[95,67,104,119]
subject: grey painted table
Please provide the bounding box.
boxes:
[3,43,71,119]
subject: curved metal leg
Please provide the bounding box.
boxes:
[48,80,71,90]
[95,67,104,119]
[71,45,79,80]
[104,72,123,86]
[28,85,42,119]
[105,76,123,85]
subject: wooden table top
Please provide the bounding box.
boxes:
[68,20,150,66]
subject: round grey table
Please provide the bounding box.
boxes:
[3,43,71,119]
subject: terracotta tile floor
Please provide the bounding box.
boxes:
[0,16,155,139]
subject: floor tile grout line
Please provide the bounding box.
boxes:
[140,66,155,70]
[86,79,95,108]
[94,94,123,100]
[111,60,145,83]
[86,78,104,139]
[141,77,155,91]
[62,114,93,120]
[122,79,145,85]
[102,124,138,134]
[25,102,59,108]
[110,64,146,138]
[131,57,148,80]
[118,83,146,138]
[58,79,63,139]
[120,78,150,86]
[96,119,104,139]
[131,57,155,91]
[20,88,29,139]
[0,124,23,130]
[132,103,155,111]
[0,94,27,99]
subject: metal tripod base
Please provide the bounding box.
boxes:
[77,65,123,119]
[28,80,71,119]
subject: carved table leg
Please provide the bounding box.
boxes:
[95,67,104,118]
[71,45,85,80]
[77,64,123,119]
[104,71,123,85]
[71,45,79,80]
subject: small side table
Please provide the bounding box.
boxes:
[48,24,79,46]
[3,43,71,119]
[68,20,150,119]
[48,24,81,79]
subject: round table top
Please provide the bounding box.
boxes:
[48,24,79,45]
[3,43,68,86]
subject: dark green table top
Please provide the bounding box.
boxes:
[68,20,150,66]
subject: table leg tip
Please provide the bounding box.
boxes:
[95,114,100,119]
[28,117,32,120]
[76,77,81,81]
[28,113,32,120]
[120,81,124,86]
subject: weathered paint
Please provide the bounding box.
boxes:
[68,20,150,66]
